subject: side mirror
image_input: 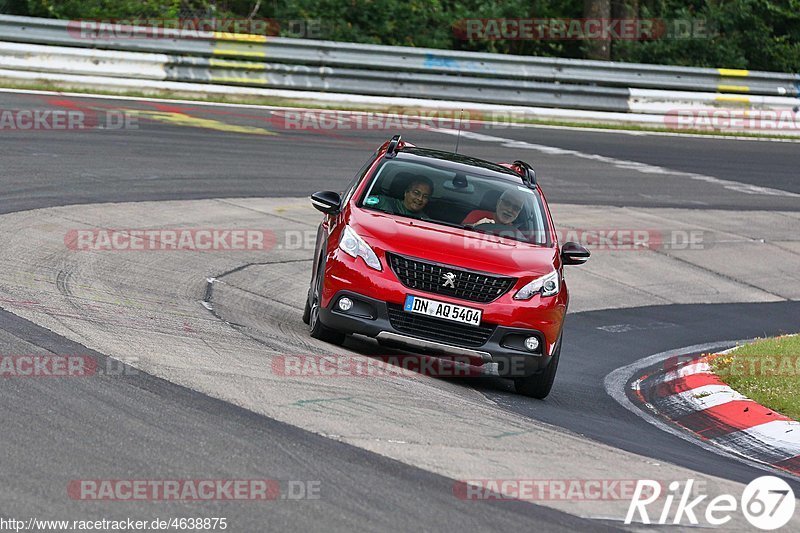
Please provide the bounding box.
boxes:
[561,241,590,266]
[310,191,341,215]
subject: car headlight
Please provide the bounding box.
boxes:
[339,225,382,271]
[513,270,559,300]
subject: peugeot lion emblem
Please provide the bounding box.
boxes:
[442,272,456,288]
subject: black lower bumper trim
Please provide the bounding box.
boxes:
[318,290,553,377]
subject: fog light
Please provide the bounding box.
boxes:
[338,297,353,312]
[524,336,540,352]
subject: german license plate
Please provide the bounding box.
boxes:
[403,295,482,326]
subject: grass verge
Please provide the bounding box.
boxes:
[1,78,797,141]
[710,335,800,420]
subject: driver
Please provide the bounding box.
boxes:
[372,175,433,218]
[472,189,525,227]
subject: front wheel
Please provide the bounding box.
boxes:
[302,289,311,325]
[308,260,345,345]
[514,334,561,399]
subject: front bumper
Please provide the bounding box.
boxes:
[319,290,555,377]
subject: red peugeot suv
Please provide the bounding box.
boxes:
[303,136,589,398]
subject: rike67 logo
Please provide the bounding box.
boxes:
[626,476,795,530]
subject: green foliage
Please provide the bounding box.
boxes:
[614,0,800,71]
[10,0,800,72]
[711,335,800,421]
[23,1,213,19]
[274,0,460,47]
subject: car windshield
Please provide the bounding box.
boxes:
[358,157,550,245]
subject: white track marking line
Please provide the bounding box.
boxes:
[430,127,800,198]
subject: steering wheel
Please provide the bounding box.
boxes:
[472,222,527,241]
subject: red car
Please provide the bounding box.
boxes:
[303,136,589,398]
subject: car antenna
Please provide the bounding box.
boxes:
[454,109,464,154]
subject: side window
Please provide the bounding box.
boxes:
[341,154,376,206]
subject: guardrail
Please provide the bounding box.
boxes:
[0,14,798,115]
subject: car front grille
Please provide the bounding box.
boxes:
[387,304,495,347]
[386,253,516,304]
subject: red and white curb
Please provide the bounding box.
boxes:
[605,341,800,480]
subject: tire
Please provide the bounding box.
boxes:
[514,334,561,399]
[308,258,345,345]
[302,289,311,325]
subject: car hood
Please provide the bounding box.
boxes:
[350,208,557,278]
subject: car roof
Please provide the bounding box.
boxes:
[395,147,524,184]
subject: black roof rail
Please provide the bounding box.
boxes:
[513,160,537,188]
[385,135,401,159]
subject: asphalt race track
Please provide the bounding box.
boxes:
[473,301,800,482]
[1,90,798,531]
[2,91,798,212]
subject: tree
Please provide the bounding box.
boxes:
[583,0,610,60]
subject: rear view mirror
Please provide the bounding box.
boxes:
[310,191,341,215]
[561,242,590,265]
